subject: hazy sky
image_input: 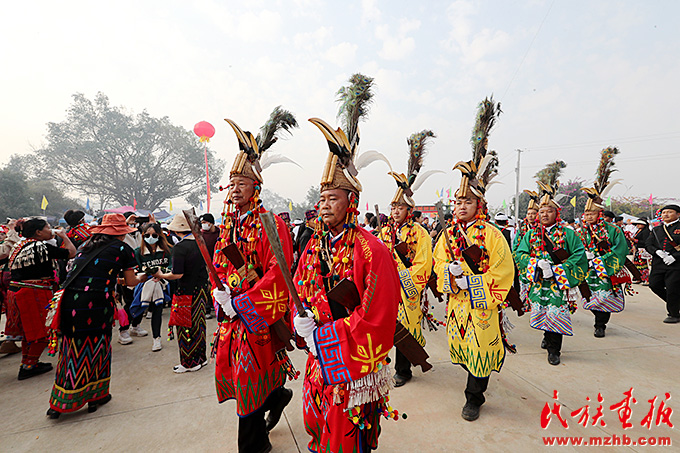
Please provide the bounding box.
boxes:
[2,0,679,215]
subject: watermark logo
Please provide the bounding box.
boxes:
[541,388,673,430]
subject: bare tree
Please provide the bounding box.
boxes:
[35,92,224,210]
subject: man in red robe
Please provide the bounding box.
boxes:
[211,113,298,453]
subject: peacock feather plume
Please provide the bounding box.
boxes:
[470,96,502,168]
[256,106,298,156]
[336,73,375,159]
[406,130,436,187]
[535,160,566,188]
[594,146,619,194]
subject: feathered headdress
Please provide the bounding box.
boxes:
[389,130,443,207]
[535,160,566,209]
[583,146,621,211]
[310,73,377,194]
[453,96,502,201]
[225,106,299,183]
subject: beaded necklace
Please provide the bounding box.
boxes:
[445,207,490,274]
[382,216,418,261]
[214,184,264,285]
[295,195,360,318]
[529,220,566,259]
[579,212,608,251]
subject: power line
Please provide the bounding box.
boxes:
[524,132,680,152]
[502,0,555,99]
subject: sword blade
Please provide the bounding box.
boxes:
[258,212,307,317]
[182,208,224,291]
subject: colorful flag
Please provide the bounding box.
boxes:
[133,198,137,210]
[366,202,369,211]
[436,189,440,198]
[446,188,451,198]
[502,200,507,209]
[169,200,173,211]
[289,201,293,211]
[199,200,204,210]
[86,197,90,211]
[649,193,653,205]
[41,195,48,210]
[606,196,612,207]
[570,196,577,207]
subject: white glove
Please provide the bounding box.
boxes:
[586,251,595,260]
[656,250,670,259]
[538,259,553,278]
[213,287,236,318]
[293,310,318,357]
[537,259,552,271]
[663,255,676,265]
[455,276,468,290]
[448,261,464,277]
[293,310,317,338]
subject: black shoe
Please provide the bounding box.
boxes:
[461,402,480,421]
[540,339,547,349]
[548,353,561,366]
[46,408,61,419]
[594,327,605,338]
[663,316,680,324]
[18,362,53,381]
[393,373,412,388]
[265,388,293,432]
[88,394,112,413]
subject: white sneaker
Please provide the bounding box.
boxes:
[152,337,162,352]
[118,331,133,345]
[130,326,148,337]
[173,363,201,373]
[146,311,152,319]
[205,312,213,319]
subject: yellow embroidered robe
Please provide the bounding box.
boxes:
[433,220,514,378]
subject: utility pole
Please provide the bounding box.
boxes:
[514,149,524,225]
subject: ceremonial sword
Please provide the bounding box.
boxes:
[259,212,308,318]
[183,208,225,291]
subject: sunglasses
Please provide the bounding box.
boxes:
[144,233,159,238]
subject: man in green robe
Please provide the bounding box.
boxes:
[579,203,629,338]
[514,182,588,365]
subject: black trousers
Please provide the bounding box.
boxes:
[543,331,563,356]
[465,371,489,407]
[149,303,162,338]
[394,349,412,378]
[592,310,611,329]
[649,266,680,317]
[238,386,289,453]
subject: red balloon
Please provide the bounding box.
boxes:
[193,121,215,140]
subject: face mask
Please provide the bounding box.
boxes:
[201,223,211,231]
[145,237,159,245]
[45,238,57,246]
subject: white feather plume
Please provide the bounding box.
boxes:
[260,153,302,170]
[411,170,445,192]
[355,150,393,172]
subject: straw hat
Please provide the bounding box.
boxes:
[167,214,191,233]
[90,213,137,235]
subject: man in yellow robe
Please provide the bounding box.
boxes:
[380,130,437,387]
[434,96,515,421]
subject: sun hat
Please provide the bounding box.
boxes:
[167,214,191,233]
[89,213,137,235]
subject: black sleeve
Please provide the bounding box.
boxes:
[172,243,186,275]
[646,228,660,255]
[119,243,138,270]
[46,243,71,260]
